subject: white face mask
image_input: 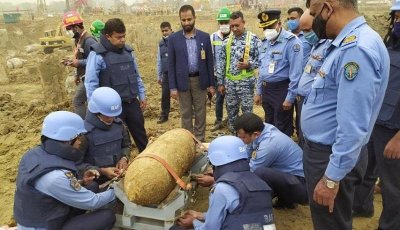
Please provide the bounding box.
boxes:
[219,24,230,34]
[264,29,279,40]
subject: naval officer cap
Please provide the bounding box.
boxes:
[258,10,281,28]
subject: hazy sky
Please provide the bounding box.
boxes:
[1,0,138,4]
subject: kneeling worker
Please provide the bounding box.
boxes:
[175,136,275,229]
[14,111,116,230]
[79,87,132,184]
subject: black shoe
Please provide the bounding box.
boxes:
[272,198,297,209]
[352,209,374,218]
[157,117,168,124]
[211,121,223,132]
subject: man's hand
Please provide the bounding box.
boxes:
[116,157,128,171]
[218,85,225,95]
[99,167,121,179]
[313,177,339,213]
[176,210,204,228]
[208,87,215,97]
[171,90,179,100]
[282,100,293,110]
[237,61,249,70]
[68,59,79,68]
[82,169,100,186]
[384,131,400,159]
[195,174,215,187]
[140,99,147,110]
[157,79,162,86]
[254,95,261,106]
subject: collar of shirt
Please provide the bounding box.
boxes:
[331,16,366,48]
[269,28,288,45]
[233,30,248,41]
[183,29,197,39]
[252,124,272,150]
[216,30,230,40]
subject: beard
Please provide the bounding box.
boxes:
[182,23,195,33]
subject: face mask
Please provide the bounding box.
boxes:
[304,31,319,45]
[220,24,230,34]
[264,28,279,40]
[162,35,169,39]
[394,22,400,38]
[312,5,329,39]
[287,19,299,32]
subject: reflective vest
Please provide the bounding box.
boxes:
[225,31,254,81]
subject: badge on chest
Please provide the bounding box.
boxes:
[269,61,276,74]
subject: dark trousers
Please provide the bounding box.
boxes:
[160,73,171,119]
[254,167,308,205]
[295,95,305,148]
[353,138,377,214]
[261,80,293,137]
[62,209,116,230]
[120,99,148,152]
[303,139,367,230]
[215,89,225,122]
[355,125,400,230]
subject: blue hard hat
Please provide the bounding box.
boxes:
[392,0,400,10]
[88,87,122,117]
[42,111,86,141]
[208,136,248,166]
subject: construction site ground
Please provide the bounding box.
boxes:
[0,7,391,228]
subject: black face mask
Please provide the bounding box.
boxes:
[312,5,329,39]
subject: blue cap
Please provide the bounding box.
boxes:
[42,111,86,141]
[88,87,122,117]
[207,136,248,166]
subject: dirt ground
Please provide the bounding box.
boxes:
[0,7,391,228]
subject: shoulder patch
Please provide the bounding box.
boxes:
[343,35,357,44]
[293,43,301,52]
[344,62,359,81]
[65,172,81,191]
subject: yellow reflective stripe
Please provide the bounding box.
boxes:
[212,40,223,46]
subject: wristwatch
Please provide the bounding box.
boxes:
[322,176,339,189]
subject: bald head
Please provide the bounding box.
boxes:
[299,9,314,32]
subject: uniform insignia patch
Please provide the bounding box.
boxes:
[251,151,257,159]
[344,62,359,81]
[343,35,357,44]
[65,172,81,191]
[261,13,269,22]
[293,44,301,52]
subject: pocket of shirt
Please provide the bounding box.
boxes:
[309,76,325,104]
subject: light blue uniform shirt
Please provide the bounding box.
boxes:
[84,50,146,101]
[297,31,313,68]
[301,16,390,181]
[192,182,239,229]
[297,39,331,97]
[184,30,199,74]
[257,28,304,103]
[210,30,228,75]
[18,169,115,230]
[247,123,304,177]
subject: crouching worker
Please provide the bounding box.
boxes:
[14,111,116,230]
[80,87,132,184]
[173,136,275,230]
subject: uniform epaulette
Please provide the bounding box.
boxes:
[287,34,295,40]
[340,34,358,48]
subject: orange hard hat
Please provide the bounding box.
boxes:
[62,10,84,28]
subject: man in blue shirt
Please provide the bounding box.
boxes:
[168,5,215,142]
[14,111,115,230]
[85,18,148,152]
[234,112,307,209]
[174,136,274,230]
[353,5,400,229]
[302,0,390,229]
[156,21,173,124]
[296,9,331,148]
[255,10,303,137]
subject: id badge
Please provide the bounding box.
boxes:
[201,49,206,60]
[304,64,312,74]
[268,61,276,74]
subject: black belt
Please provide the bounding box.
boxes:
[122,98,137,104]
[261,79,290,88]
[188,72,199,77]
